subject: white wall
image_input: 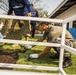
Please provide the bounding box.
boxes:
[55,4,76,19]
[55,4,76,28]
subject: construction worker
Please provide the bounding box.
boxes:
[29,22,76,68]
[1,0,32,41]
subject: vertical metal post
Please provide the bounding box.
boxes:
[59,23,66,71]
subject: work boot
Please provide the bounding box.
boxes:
[50,53,59,59]
[63,57,72,68]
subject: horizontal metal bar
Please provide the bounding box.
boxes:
[0,63,59,71]
[0,39,61,47]
[61,44,76,56]
[0,70,60,75]
[0,15,63,23]
[0,15,76,23]
[63,14,76,23]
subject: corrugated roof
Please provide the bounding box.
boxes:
[50,0,76,18]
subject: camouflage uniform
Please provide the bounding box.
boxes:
[2,18,31,40]
[6,20,31,40]
[1,0,32,40]
[1,19,13,36]
[43,25,76,58]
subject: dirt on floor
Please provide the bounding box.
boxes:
[0,49,26,70]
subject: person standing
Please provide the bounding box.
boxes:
[1,0,32,41]
[30,4,39,38]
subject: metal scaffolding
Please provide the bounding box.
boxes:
[0,15,76,75]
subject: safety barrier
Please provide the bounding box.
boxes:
[0,14,76,75]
